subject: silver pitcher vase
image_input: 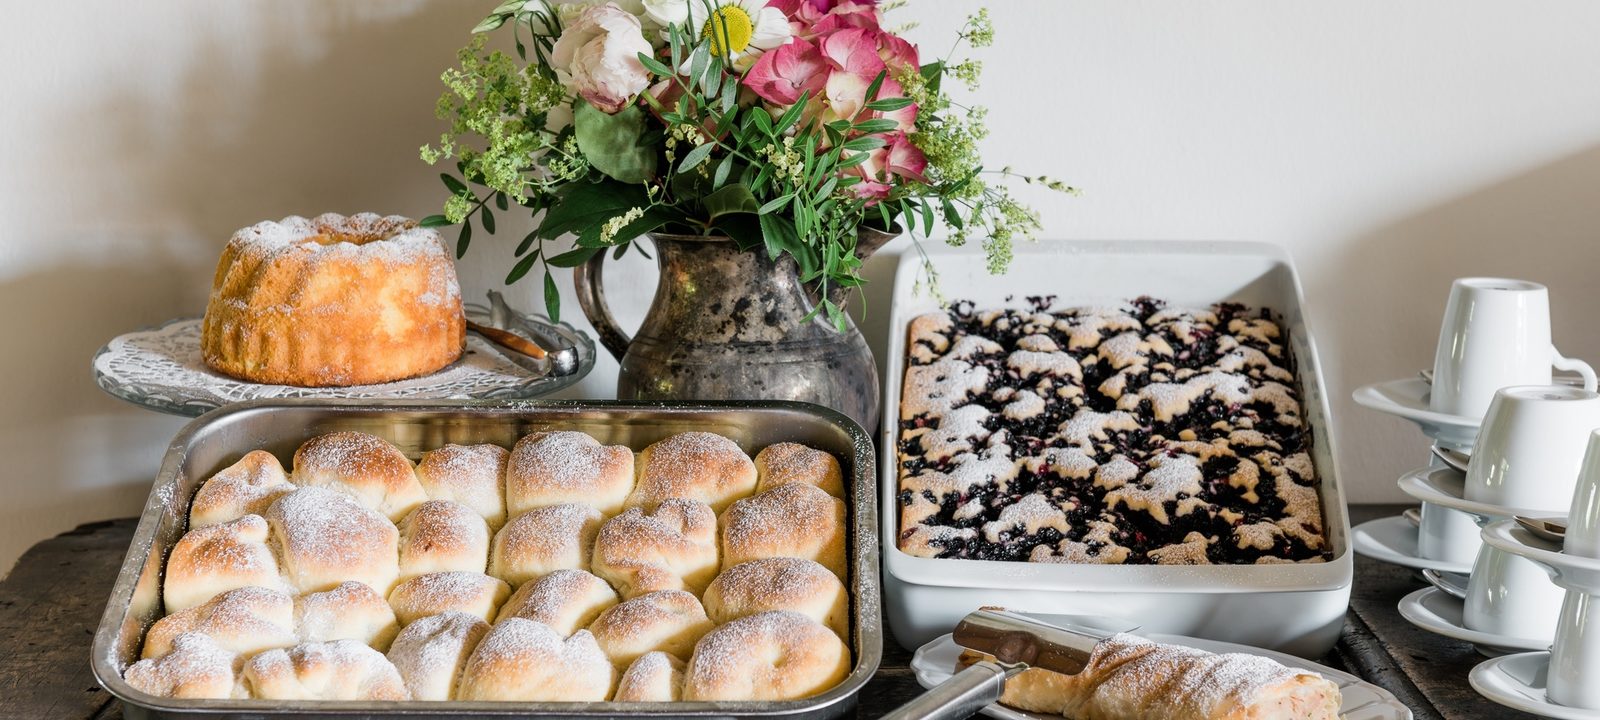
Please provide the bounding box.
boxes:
[574,228,895,433]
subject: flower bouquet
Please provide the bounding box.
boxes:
[421,0,1071,329]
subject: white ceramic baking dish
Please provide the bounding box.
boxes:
[879,240,1352,658]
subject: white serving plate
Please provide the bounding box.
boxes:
[910,633,1412,720]
[879,241,1353,657]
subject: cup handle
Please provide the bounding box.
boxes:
[1553,345,1598,392]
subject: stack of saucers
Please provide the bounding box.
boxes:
[1352,278,1597,656]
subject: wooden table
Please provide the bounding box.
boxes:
[0,505,1538,719]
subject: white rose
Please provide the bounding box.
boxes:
[550,3,655,114]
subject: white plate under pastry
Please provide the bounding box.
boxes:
[910,633,1412,720]
[91,302,595,417]
[1397,587,1549,656]
[1352,378,1481,446]
[1352,515,1474,574]
[1471,651,1600,720]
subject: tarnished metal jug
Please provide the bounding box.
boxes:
[574,229,894,433]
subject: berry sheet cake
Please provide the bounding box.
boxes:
[895,298,1328,565]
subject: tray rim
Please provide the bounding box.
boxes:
[91,398,882,718]
[878,240,1355,592]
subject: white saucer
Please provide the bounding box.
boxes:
[1397,586,1549,655]
[1472,651,1600,720]
[911,633,1412,720]
[1397,465,1552,524]
[1352,378,1481,446]
[1352,515,1474,574]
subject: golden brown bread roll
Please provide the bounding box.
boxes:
[163,514,285,614]
[293,581,399,650]
[591,499,720,598]
[587,589,715,668]
[266,487,400,595]
[396,500,491,580]
[488,503,604,587]
[189,450,294,529]
[143,586,296,660]
[682,610,850,701]
[720,483,847,579]
[242,640,410,700]
[703,558,849,640]
[456,618,615,701]
[386,611,489,701]
[626,432,756,512]
[754,443,845,498]
[495,568,619,635]
[415,443,509,531]
[125,632,245,699]
[388,571,511,626]
[292,431,428,522]
[506,431,635,518]
[614,651,685,702]
[955,634,1343,720]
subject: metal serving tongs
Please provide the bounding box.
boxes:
[882,610,1128,720]
[469,291,581,377]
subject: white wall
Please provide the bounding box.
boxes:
[4,0,1600,572]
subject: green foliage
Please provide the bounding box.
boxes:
[574,101,658,184]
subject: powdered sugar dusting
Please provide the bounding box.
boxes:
[386,611,488,701]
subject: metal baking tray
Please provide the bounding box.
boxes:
[91,399,881,719]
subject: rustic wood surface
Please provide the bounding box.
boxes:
[0,506,1541,719]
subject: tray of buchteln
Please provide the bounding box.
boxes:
[91,399,879,718]
[880,242,1352,657]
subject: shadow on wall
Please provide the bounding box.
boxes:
[0,2,472,570]
[1314,142,1600,498]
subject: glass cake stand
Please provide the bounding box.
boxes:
[91,298,596,417]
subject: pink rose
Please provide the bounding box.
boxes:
[883,132,928,182]
[550,3,654,113]
[744,38,828,106]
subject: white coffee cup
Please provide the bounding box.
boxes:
[1430,278,1595,418]
[1466,385,1600,512]
[1416,502,1482,566]
[1565,430,1600,560]
[1463,542,1564,641]
[1549,589,1600,708]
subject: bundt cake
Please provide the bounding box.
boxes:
[201,213,465,386]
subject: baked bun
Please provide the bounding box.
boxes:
[293,581,399,650]
[591,499,719,598]
[506,431,635,518]
[415,444,509,530]
[614,651,685,702]
[754,443,845,498]
[496,568,619,635]
[388,572,511,626]
[386,611,489,701]
[144,586,296,660]
[163,514,284,613]
[682,611,849,701]
[703,558,848,640]
[627,432,756,512]
[721,483,847,579]
[242,640,409,700]
[292,431,427,522]
[189,451,294,529]
[200,213,464,387]
[456,619,614,701]
[488,503,603,587]
[125,632,245,699]
[588,589,714,668]
[396,500,491,580]
[266,487,400,595]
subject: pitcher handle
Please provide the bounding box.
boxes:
[574,251,632,361]
[1553,345,1598,392]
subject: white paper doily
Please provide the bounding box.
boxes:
[92,305,595,417]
